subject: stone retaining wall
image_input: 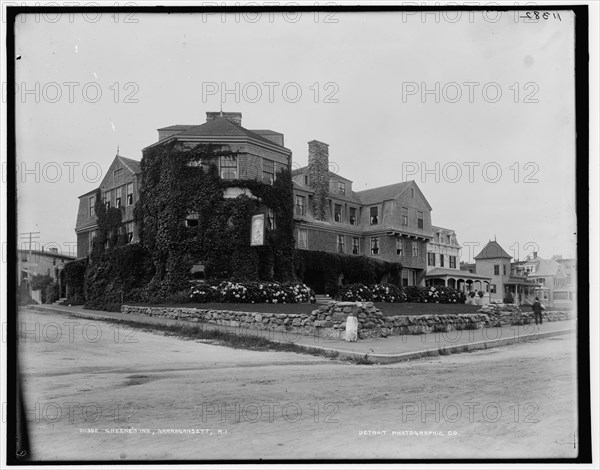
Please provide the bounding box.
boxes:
[478,304,574,326]
[122,302,491,340]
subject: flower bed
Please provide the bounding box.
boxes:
[338,283,405,303]
[190,281,315,304]
[339,284,466,304]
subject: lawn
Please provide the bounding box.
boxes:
[131,301,482,317]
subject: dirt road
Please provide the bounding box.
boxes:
[17,308,579,461]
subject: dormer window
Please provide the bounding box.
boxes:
[338,181,346,195]
[417,211,424,229]
[304,175,309,185]
[369,206,379,225]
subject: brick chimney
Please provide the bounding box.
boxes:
[206,111,242,126]
[308,140,330,221]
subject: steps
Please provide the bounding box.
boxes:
[314,294,333,305]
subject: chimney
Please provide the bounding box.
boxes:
[308,140,330,221]
[206,111,242,126]
[533,252,538,259]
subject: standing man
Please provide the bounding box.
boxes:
[532,296,545,325]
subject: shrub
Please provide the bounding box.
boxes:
[478,291,485,298]
[338,283,406,303]
[503,293,514,304]
[189,281,315,304]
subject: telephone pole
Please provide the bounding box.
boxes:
[20,231,40,254]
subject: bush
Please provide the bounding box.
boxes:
[189,281,315,304]
[338,283,406,303]
[503,293,514,304]
[44,282,60,304]
[337,284,465,304]
[478,291,485,298]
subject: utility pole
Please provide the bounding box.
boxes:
[20,231,40,255]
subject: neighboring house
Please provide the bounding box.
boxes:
[554,256,577,310]
[513,253,574,309]
[473,240,538,303]
[425,226,491,292]
[75,154,141,258]
[292,140,432,286]
[18,247,76,298]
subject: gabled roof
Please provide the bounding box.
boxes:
[533,258,562,277]
[432,225,455,233]
[157,125,196,131]
[474,241,512,260]
[291,166,353,182]
[155,117,289,150]
[355,181,432,209]
[117,155,141,174]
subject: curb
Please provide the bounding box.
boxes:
[26,305,575,364]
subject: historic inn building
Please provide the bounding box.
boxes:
[292,140,433,287]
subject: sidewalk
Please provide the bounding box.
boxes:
[25,304,576,364]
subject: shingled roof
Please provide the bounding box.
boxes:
[157,117,288,149]
[117,155,141,174]
[355,181,415,205]
[474,241,512,260]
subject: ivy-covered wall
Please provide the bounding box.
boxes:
[294,249,403,296]
[137,141,296,296]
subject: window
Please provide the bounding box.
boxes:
[266,208,275,230]
[440,254,445,267]
[397,238,404,256]
[402,269,409,287]
[349,207,357,225]
[503,264,507,276]
[304,175,309,185]
[449,255,456,269]
[436,233,441,243]
[411,188,415,198]
[103,191,111,210]
[295,195,305,215]
[89,195,96,217]
[369,206,379,225]
[20,252,27,262]
[88,230,97,253]
[338,181,346,195]
[297,229,307,249]
[490,284,496,293]
[447,235,451,244]
[401,207,408,225]
[337,235,345,253]
[220,155,237,180]
[428,252,436,266]
[186,212,199,228]
[494,265,500,275]
[417,211,424,229]
[126,183,133,206]
[411,242,419,257]
[334,204,342,222]
[126,222,134,242]
[113,168,122,179]
[352,237,360,255]
[115,186,122,208]
[263,159,275,184]
[371,237,379,255]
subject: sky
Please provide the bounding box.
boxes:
[12,8,578,262]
